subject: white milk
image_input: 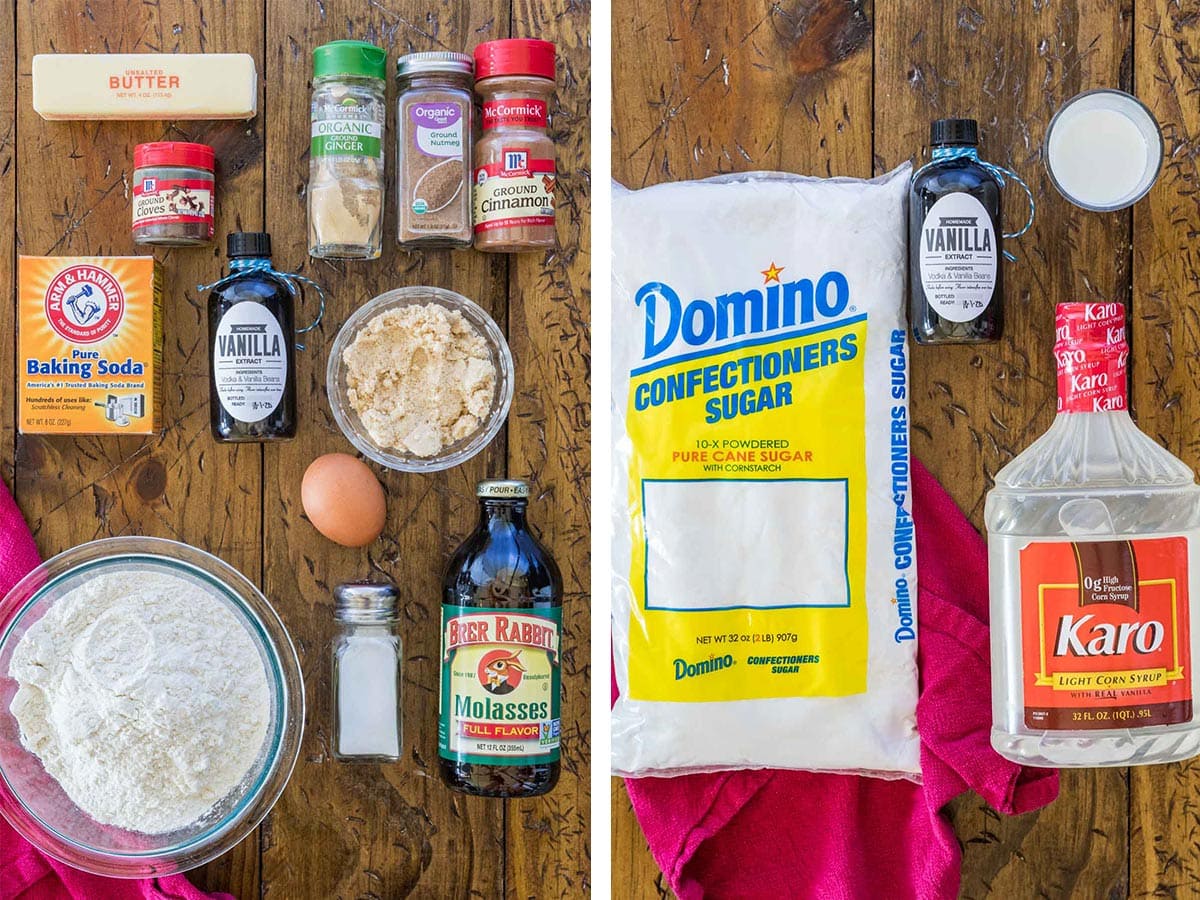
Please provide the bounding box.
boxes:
[1046,93,1161,209]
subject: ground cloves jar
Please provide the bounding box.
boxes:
[472,39,558,253]
[396,52,474,249]
[132,141,215,247]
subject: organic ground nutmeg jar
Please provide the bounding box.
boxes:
[132,141,215,246]
[472,39,557,252]
[396,51,474,249]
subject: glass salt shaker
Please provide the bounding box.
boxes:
[332,582,403,762]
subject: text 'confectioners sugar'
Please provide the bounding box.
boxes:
[611,165,920,780]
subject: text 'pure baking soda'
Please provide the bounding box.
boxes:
[18,256,162,435]
[611,166,920,778]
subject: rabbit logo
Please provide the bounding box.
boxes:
[477,649,527,696]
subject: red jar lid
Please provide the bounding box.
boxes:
[134,141,215,171]
[474,39,555,81]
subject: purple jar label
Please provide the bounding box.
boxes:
[409,101,466,158]
[410,102,463,129]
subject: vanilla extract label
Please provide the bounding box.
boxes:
[918,192,998,323]
[212,302,287,423]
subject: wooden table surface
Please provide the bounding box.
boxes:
[612,0,1200,897]
[0,1,589,898]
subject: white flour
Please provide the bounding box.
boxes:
[611,166,920,779]
[9,570,271,834]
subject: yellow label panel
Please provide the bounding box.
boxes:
[626,318,869,702]
[18,256,162,435]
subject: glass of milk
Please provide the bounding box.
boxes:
[1045,89,1163,211]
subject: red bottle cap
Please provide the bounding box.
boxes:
[134,142,215,172]
[1054,302,1128,414]
[474,39,556,81]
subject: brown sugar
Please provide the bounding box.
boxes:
[342,303,496,458]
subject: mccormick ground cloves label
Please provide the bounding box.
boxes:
[1020,538,1191,729]
[132,175,214,235]
[438,606,561,765]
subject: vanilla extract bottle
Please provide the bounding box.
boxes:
[909,118,1003,344]
[206,232,297,442]
[987,303,1200,767]
[439,480,562,798]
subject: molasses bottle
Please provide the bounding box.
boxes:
[909,118,1003,344]
[207,232,298,441]
[439,480,562,798]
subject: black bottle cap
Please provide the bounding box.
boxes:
[228,232,272,259]
[930,118,979,147]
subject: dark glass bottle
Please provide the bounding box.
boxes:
[909,118,1004,344]
[439,480,562,798]
[207,232,298,441]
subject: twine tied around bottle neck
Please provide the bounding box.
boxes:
[197,257,327,351]
[914,146,1036,262]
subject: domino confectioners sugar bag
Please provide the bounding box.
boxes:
[611,164,920,779]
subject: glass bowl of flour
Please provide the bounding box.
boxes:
[0,537,304,877]
[327,286,515,472]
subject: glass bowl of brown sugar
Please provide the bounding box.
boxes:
[326,286,514,472]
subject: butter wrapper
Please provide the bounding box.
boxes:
[32,53,257,121]
[19,257,163,435]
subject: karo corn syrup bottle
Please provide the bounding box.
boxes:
[987,303,1200,767]
[439,479,562,797]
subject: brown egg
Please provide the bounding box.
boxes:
[301,453,386,547]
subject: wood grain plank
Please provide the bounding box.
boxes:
[13,3,266,896]
[610,781,669,900]
[610,0,873,894]
[873,1,1131,897]
[504,0,591,896]
[613,0,873,186]
[1130,2,1200,896]
[259,3,510,897]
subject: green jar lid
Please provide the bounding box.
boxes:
[313,40,386,80]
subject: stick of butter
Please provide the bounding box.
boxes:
[33,53,258,121]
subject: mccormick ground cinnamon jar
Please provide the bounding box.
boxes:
[132,142,215,246]
[472,39,557,252]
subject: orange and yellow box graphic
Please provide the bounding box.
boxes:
[18,256,163,435]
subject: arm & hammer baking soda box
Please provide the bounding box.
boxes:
[18,256,163,434]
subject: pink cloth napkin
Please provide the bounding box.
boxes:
[622,457,1060,899]
[0,476,231,900]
